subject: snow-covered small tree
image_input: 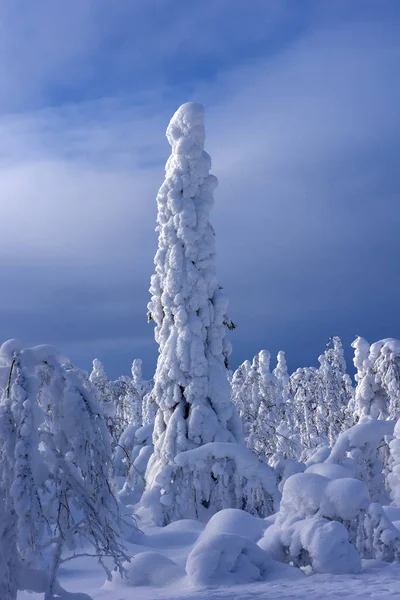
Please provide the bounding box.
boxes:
[290,367,326,457]
[231,359,251,426]
[325,416,393,504]
[271,351,300,461]
[129,359,152,426]
[353,338,400,421]
[0,342,132,599]
[90,359,142,444]
[317,337,354,447]
[143,103,274,524]
[351,336,399,421]
[273,350,289,389]
[142,389,157,426]
[247,351,278,462]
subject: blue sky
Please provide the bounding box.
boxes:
[0,0,399,379]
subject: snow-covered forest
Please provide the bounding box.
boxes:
[2,103,400,600]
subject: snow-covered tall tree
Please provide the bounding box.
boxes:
[143,103,275,523]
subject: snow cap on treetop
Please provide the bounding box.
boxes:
[166,102,205,149]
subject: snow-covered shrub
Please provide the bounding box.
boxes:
[260,416,400,575]
[200,508,268,542]
[141,442,278,525]
[326,416,394,503]
[114,423,141,476]
[358,502,400,562]
[260,471,367,574]
[118,423,154,505]
[187,532,271,586]
[262,516,361,575]
[110,552,183,587]
[0,341,131,599]
[385,418,400,505]
[143,102,253,523]
[273,457,305,493]
[187,507,303,586]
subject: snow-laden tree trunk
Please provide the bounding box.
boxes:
[143,103,270,523]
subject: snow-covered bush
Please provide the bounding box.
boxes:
[326,416,394,503]
[202,508,268,542]
[187,507,303,586]
[0,341,131,600]
[260,471,367,574]
[141,442,278,525]
[110,552,183,587]
[187,531,272,586]
[260,415,400,576]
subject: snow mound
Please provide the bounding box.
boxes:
[201,508,267,542]
[110,553,183,587]
[186,532,271,586]
[138,519,204,550]
[305,462,352,480]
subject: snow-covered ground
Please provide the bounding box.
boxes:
[17,517,400,600]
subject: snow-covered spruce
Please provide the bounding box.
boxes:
[352,337,400,421]
[231,359,251,427]
[90,358,145,444]
[290,366,326,458]
[317,337,354,446]
[142,102,276,524]
[0,341,132,600]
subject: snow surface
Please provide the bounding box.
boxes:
[16,518,400,600]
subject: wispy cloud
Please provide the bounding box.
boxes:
[0,4,399,376]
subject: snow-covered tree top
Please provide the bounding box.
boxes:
[351,336,370,379]
[166,102,206,150]
[90,358,106,380]
[273,351,289,383]
[369,338,400,361]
